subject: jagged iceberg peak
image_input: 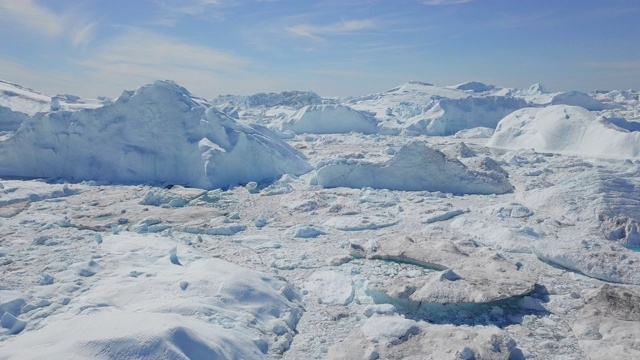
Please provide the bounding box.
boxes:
[115,79,211,109]
[527,83,549,94]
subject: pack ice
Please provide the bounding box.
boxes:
[1,78,640,360]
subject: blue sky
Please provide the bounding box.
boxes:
[0,0,638,99]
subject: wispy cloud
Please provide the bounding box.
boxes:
[72,22,98,47]
[155,0,224,16]
[0,0,64,36]
[76,28,255,97]
[152,0,235,25]
[423,0,473,6]
[286,19,378,41]
[0,0,98,47]
[80,28,249,72]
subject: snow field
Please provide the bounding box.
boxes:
[0,78,639,359]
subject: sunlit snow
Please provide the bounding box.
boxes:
[1,79,640,359]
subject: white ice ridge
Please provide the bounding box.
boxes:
[0,80,312,188]
[282,104,380,134]
[315,141,513,194]
[0,79,105,115]
[402,96,528,136]
[488,105,640,160]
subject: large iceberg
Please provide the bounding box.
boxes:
[282,104,380,134]
[488,105,640,160]
[347,81,528,136]
[404,96,528,136]
[315,141,513,194]
[0,81,312,188]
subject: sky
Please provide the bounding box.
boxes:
[0,0,638,99]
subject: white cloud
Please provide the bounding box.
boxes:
[0,0,64,36]
[0,0,98,47]
[286,19,378,41]
[75,28,262,97]
[152,0,233,25]
[81,28,247,71]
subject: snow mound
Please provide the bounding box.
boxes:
[551,91,605,111]
[0,310,271,359]
[315,141,513,194]
[282,104,379,134]
[442,141,476,158]
[405,96,528,136]
[0,233,303,358]
[489,105,640,160]
[0,80,312,189]
[329,315,521,360]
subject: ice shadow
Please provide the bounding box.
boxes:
[602,117,640,133]
[367,284,551,329]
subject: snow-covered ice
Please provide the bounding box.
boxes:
[1,79,640,360]
[489,105,640,160]
[315,141,513,194]
[0,79,106,115]
[0,81,312,189]
[283,104,380,135]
